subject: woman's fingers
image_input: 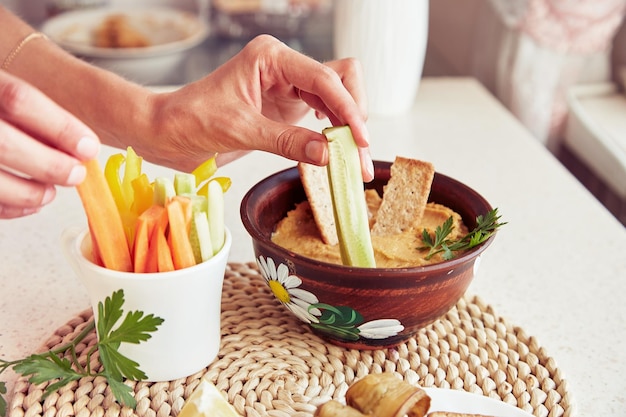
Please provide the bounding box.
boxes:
[311,57,369,126]
[0,71,100,185]
[145,35,374,180]
[256,39,373,180]
[0,120,86,186]
[0,71,101,218]
[0,168,54,218]
[263,42,369,140]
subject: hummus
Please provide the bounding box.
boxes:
[271,190,469,268]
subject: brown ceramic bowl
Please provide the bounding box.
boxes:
[240,160,496,349]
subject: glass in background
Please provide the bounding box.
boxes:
[334,0,429,117]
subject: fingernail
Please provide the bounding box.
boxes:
[41,186,55,205]
[305,140,327,164]
[22,207,41,216]
[362,129,371,146]
[365,153,374,181]
[75,136,100,159]
[66,164,87,185]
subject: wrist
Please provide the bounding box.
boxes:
[139,89,203,171]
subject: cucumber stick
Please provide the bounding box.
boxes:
[323,126,376,268]
[206,179,225,254]
[174,172,196,195]
[153,177,176,206]
[189,210,213,263]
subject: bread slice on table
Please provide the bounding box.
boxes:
[371,156,435,236]
[298,162,338,246]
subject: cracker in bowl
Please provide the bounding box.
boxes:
[371,156,435,236]
[298,162,338,246]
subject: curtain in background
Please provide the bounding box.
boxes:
[473,0,626,150]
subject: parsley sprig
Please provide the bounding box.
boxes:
[0,290,163,417]
[421,208,505,260]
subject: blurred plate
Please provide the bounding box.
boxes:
[425,387,535,416]
[41,6,209,84]
[41,6,209,58]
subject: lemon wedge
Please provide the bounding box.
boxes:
[178,377,241,417]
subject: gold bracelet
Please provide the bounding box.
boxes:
[1,32,48,70]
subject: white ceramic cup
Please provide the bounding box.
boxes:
[61,226,232,381]
[333,0,429,116]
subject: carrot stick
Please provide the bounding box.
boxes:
[137,205,167,273]
[155,225,174,272]
[133,216,150,273]
[144,231,159,273]
[76,159,132,272]
[172,195,192,231]
[166,198,196,270]
[87,221,103,267]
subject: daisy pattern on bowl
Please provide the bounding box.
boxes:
[357,319,404,339]
[257,256,405,342]
[256,256,320,323]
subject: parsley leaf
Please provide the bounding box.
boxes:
[421,208,505,260]
[107,377,137,408]
[98,295,164,382]
[0,289,163,416]
[0,381,7,417]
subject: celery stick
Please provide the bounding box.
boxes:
[323,126,376,267]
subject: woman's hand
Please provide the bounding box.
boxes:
[0,71,100,219]
[144,35,374,181]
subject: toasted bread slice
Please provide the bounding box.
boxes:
[371,157,435,236]
[298,162,338,246]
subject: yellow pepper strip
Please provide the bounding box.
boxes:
[212,176,232,193]
[131,173,154,216]
[198,176,231,197]
[121,146,142,210]
[191,154,218,187]
[104,152,135,247]
[104,153,127,214]
[122,210,138,252]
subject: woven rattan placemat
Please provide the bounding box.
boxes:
[9,262,574,417]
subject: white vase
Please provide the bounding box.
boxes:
[334,0,429,116]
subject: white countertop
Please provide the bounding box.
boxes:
[564,83,626,199]
[1,77,625,416]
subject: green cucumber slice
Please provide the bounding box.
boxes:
[323,126,376,268]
